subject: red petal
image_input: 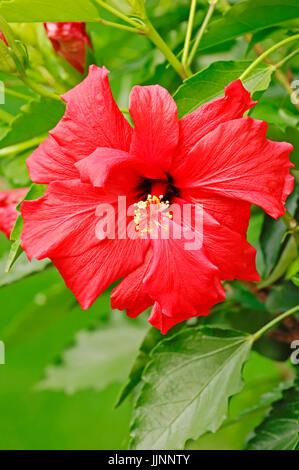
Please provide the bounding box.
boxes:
[0,188,28,238]
[111,249,153,318]
[27,135,79,184]
[172,79,256,171]
[51,66,133,161]
[129,85,179,172]
[21,180,149,308]
[173,117,294,218]
[148,303,206,335]
[76,147,166,195]
[178,194,260,281]
[143,221,225,319]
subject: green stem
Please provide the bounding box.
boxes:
[274,48,299,69]
[94,0,143,29]
[182,0,197,67]
[0,134,47,157]
[282,209,299,246]
[0,107,13,123]
[187,0,218,67]
[20,75,62,102]
[145,18,189,80]
[99,18,145,34]
[240,34,299,81]
[252,305,299,342]
[4,87,32,101]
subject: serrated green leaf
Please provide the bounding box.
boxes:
[37,313,147,394]
[174,61,274,118]
[195,0,299,53]
[246,379,299,450]
[130,327,253,450]
[0,0,99,22]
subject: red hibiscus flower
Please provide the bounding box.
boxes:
[21,66,294,333]
[0,188,28,238]
[44,22,91,74]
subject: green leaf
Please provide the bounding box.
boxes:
[6,183,47,272]
[115,326,162,408]
[250,102,299,131]
[0,0,99,22]
[260,184,299,277]
[1,281,74,348]
[0,96,65,150]
[258,236,298,289]
[174,61,274,118]
[267,126,299,170]
[37,312,147,394]
[195,0,299,53]
[224,379,294,429]
[0,251,50,288]
[0,36,18,74]
[130,327,253,450]
[266,282,299,314]
[286,257,299,280]
[246,379,299,450]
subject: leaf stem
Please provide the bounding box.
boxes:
[94,0,143,29]
[145,18,190,80]
[0,134,47,157]
[0,107,13,124]
[99,18,145,34]
[182,0,197,68]
[282,209,299,246]
[187,0,218,67]
[239,34,299,81]
[252,306,299,342]
[20,75,62,102]
[4,87,32,101]
[246,36,299,112]
[274,48,299,69]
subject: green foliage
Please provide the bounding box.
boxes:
[246,379,299,450]
[0,0,298,452]
[174,61,274,118]
[195,0,299,53]
[38,312,147,394]
[0,251,50,287]
[130,327,253,449]
[0,97,65,149]
[0,0,99,22]
[6,183,47,272]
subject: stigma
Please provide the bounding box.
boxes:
[134,194,172,237]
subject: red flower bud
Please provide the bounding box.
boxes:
[44,22,91,74]
[0,188,28,238]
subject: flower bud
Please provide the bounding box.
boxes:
[0,20,28,75]
[44,22,92,74]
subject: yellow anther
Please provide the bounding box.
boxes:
[133,194,172,236]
